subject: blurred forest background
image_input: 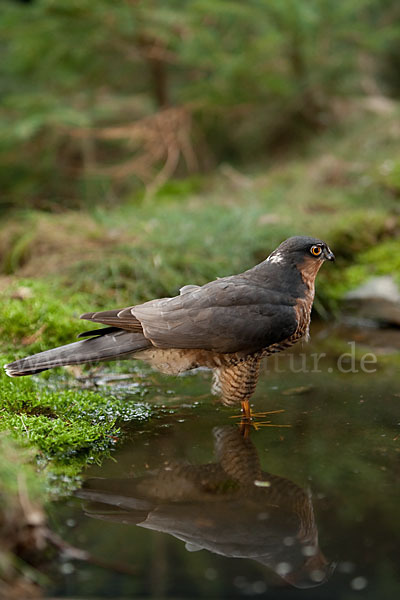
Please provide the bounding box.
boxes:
[1,0,400,314]
[2,0,400,210]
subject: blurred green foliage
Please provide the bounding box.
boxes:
[1,108,400,325]
[1,0,400,210]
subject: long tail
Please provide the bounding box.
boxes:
[4,330,151,377]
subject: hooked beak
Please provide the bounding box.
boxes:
[323,246,335,261]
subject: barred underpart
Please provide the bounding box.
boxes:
[212,356,262,406]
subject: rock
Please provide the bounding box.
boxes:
[344,276,400,326]
[346,276,400,302]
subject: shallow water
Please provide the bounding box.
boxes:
[46,327,400,599]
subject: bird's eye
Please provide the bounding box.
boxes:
[310,245,322,257]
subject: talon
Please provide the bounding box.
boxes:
[233,405,289,433]
[230,409,285,419]
[248,409,285,418]
[253,422,292,428]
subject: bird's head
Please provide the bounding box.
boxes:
[266,236,334,283]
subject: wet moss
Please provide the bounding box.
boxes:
[0,372,152,493]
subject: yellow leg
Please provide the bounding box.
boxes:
[230,409,285,419]
[239,399,252,437]
[241,399,252,421]
[234,400,290,435]
[235,402,290,434]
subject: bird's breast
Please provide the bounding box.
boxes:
[293,283,315,341]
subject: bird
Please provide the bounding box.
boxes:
[4,236,334,417]
[76,425,334,589]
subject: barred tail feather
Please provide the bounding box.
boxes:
[4,331,151,377]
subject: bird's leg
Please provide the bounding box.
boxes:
[241,398,252,421]
[215,357,261,409]
[235,403,290,432]
[214,358,266,433]
[231,408,285,419]
[239,399,252,437]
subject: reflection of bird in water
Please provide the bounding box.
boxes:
[76,426,334,589]
[5,237,334,419]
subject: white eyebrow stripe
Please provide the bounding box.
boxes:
[266,252,284,264]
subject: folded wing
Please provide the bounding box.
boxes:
[81,276,298,354]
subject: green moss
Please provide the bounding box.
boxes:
[1,279,92,356]
[1,280,154,492]
[0,373,151,493]
[357,240,400,282]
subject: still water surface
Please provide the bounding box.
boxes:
[47,329,400,599]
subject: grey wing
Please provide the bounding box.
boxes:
[131,278,298,353]
[80,287,200,332]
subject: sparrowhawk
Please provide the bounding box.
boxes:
[5,236,334,416]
